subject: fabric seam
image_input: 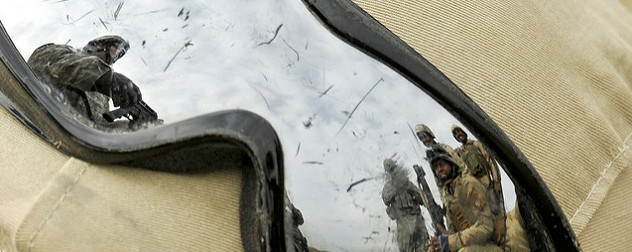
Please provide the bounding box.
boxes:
[25,158,86,252]
[569,132,632,235]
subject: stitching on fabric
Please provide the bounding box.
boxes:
[569,132,632,233]
[26,158,86,252]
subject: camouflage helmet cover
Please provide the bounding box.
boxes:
[427,151,461,184]
[429,153,458,168]
[383,158,397,173]
[414,124,435,138]
[426,145,459,171]
[87,35,129,51]
[84,35,130,64]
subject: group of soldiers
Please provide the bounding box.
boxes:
[28,35,533,251]
[382,124,531,252]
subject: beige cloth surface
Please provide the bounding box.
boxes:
[0,107,243,251]
[351,0,632,250]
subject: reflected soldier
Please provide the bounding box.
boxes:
[451,125,507,245]
[382,158,429,252]
[28,35,142,127]
[415,124,466,170]
[450,125,497,187]
[426,148,502,252]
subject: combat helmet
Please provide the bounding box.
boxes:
[83,35,130,64]
[426,144,460,179]
[415,124,435,138]
[383,158,397,173]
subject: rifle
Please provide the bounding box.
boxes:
[102,100,163,129]
[413,164,446,235]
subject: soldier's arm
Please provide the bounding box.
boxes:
[46,49,112,91]
[474,141,502,189]
[474,141,496,170]
[382,184,395,205]
[448,178,495,251]
[454,146,464,158]
[443,206,458,234]
[406,180,424,205]
[440,190,458,234]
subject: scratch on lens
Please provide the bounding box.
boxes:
[303,161,323,165]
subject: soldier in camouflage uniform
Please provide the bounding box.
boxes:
[450,125,497,187]
[450,125,507,247]
[27,35,142,128]
[426,148,502,252]
[382,158,429,252]
[451,126,534,251]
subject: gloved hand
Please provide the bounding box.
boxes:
[110,72,142,107]
[94,71,142,108]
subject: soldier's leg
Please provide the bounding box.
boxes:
[505,207,531,252]
[413,215,430,251]
[396,215,416,252]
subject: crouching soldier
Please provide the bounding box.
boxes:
[28,35,143,128]
[426,149,502,252]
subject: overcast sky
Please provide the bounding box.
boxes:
[1,1,516,251]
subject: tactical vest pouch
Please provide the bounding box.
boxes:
[397,192,414,209]
[463,144,490,178]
